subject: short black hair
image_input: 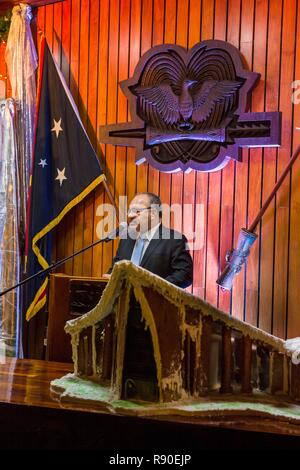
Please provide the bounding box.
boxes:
[138,192,162,217]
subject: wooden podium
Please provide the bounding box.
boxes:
[46,273,108,362]
[62,261,300,404]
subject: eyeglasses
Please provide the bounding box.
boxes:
[127,206,152,216]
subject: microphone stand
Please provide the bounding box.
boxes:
[0,234,117,298]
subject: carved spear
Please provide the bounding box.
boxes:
[216,144,300,291]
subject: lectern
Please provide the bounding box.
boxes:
[46,273,108,362]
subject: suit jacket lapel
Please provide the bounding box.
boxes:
[140,225,162,267]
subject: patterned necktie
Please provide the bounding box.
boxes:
[131,237,146,266]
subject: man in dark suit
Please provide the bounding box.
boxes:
[106,193,193,395]
[106,192,193,288]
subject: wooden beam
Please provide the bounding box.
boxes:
[0,0,63,13]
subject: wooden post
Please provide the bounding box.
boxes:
[197,316,212,395]
[270,352,284,394]
[102,316,115,379]
[290,363,300,400]
[78,327,93,376]
[241,335,252,393]
[183,332,191,393]
[220,326,232,393]
[257,346,270,390]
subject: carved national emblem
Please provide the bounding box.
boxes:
[100,40,281,172]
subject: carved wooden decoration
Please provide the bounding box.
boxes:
[100,40,281,172]
[51,261,300,425]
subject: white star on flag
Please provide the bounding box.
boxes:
[38,158,47,168]
[55,168,67,186]
[51,118,63,138]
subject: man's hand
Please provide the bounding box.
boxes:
[102,273,111,279]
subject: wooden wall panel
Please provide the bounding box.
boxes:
[0,41,10,99]
[61,0,74,276]
[68,0,82,276]
[113,0,130,261]
[93,0,109,278]
[259,0,282,334]
[148,0,164,197]
[245,0,267,327]
[289,0,300,339]
[13,0,299,340]
[217,1,231,315]
[192,0,208,300]
[231,0,253,322]
[273,0,296,338]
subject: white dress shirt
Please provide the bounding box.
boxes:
[130,223,161,265]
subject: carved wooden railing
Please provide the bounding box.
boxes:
[65,261,300,403]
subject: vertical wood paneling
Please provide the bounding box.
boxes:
[160,0,176,230]
[217,0,232,314]
[0,41,9,99]
[273,0,296,338]
[135,0,151,195]
[191,0,207,299]
[19,0,300,340]
[83,0,99,277]
[245,0,268,327]
[198,0,213,300]
[61,0,73,276]
[80,0,93,277]
[103,0,119,274]
[126,0,141,203]
[259,0,282,333]
[208,0,230,306]
[61,0,71,83]
[113,0,130,260]
[203,0,218,305]
[148,0,164,196]
[232,0,253,321]
[93,0,109,277]
[185,0,201,294]
[288,0,300,338]
[170,0,187,237]
[53,1,62,63]
[69,0,83,276]
[35,7,45,74]
[44,3,54,48]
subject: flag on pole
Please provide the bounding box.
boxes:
[25,38,105,321]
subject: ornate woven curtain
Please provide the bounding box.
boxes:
[5,3,37,252]
[0,99,20,357]
[1,3,37,358]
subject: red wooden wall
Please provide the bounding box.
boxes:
[4,0,300,339]
[0,39,10,98]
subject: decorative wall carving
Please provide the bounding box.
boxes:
[100,40,281,172]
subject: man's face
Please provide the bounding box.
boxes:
[127,194,159,235]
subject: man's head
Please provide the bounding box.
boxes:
[127,192,162,235]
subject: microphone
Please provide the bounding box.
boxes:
[105,222,128,241]
[0,221,128,298]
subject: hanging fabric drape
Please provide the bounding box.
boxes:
[0,99,20,357]
[5,3,37,254]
